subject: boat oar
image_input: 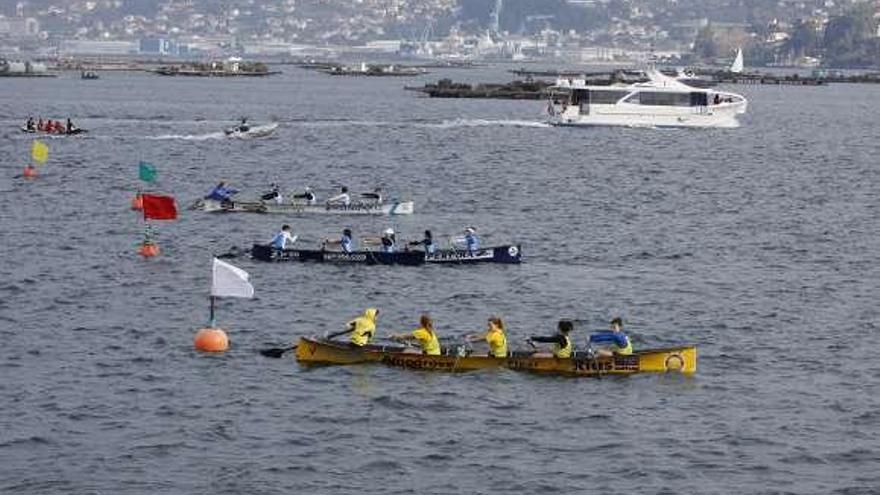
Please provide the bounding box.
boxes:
[260,326,358,358]
[326,328,353,340]
[260,344,297,358]
[216,246,245,259]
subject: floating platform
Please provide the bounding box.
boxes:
[153,68,281,76]
[322,64,428,76]
[715,73,826,85]
[406,78,556,99]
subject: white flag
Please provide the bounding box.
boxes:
[211,258,254,298]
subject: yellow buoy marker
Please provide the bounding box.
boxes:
[196,258,254,353]
[31,140,49,164]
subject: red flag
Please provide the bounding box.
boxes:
[142,194,178,220]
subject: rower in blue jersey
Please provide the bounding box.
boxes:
[464,226,480,254]
[205,181,238,203]
[589,317,632,357]
[324,228,356,253]
[408,230,436,254]
[380,228,396,253]
[270,224,297,250]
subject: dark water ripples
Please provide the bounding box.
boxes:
[1,68,879,494]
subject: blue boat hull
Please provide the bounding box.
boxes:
[250,244,522,265]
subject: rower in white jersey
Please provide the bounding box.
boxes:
[270,224,297,250]
[327,186,351,207]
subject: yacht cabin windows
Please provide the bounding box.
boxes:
[573,88,711,107]
[569,89,630,105]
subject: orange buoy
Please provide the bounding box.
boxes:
[194,327,229,352]
[23,165,38,179]
[131,193,144,210]
[138,242,160,257]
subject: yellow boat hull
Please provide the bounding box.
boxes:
[295,337,696,376]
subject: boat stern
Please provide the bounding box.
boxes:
[386,200,414,215]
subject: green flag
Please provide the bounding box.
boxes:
[138,161,157,183]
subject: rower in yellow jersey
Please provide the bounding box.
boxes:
[466,316,508,358]
[334,308,379,346]
[527,320,574,358]
[390,314,441,355]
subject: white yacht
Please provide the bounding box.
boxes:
[548,69,748,128]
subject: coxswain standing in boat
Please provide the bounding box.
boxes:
[270,224,297,250]
[589,317,632,357]
[408,230,436,255]
[205,181,238,206]
[327,186,351,207]
[465,316,508,358]
[380,228,396,253]
[238,117,249,132]
[324,228,355,253]
[528,320,574,358]
[25,117,35,131]
[390,314,441,356]
[292,186,317,205]
[66,118,76,134]
[334,308,379,347]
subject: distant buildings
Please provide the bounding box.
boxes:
[60,40,138,56]
[140,38,190,56]
[0,0,878,67]
[0,16,39,37]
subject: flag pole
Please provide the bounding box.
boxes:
[209,295,216,327]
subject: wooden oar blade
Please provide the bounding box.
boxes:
[260,346,294,358]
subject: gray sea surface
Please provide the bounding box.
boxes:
[1,66,879,494]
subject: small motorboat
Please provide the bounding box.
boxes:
[223,122,278,138]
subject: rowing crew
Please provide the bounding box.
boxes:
[268,225,480,254]
[322,227,480,254]
[204,182,383,207]
[333,310,632,358]
[24,117,79,134]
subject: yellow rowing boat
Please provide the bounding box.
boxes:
[295,337,696,376]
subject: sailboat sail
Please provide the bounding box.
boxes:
[730,48,744,73]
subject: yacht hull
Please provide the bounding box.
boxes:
[551,102,747,129]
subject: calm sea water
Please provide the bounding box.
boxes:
[1,66,879,494]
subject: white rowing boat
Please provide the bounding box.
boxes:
[191,198,414,215]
